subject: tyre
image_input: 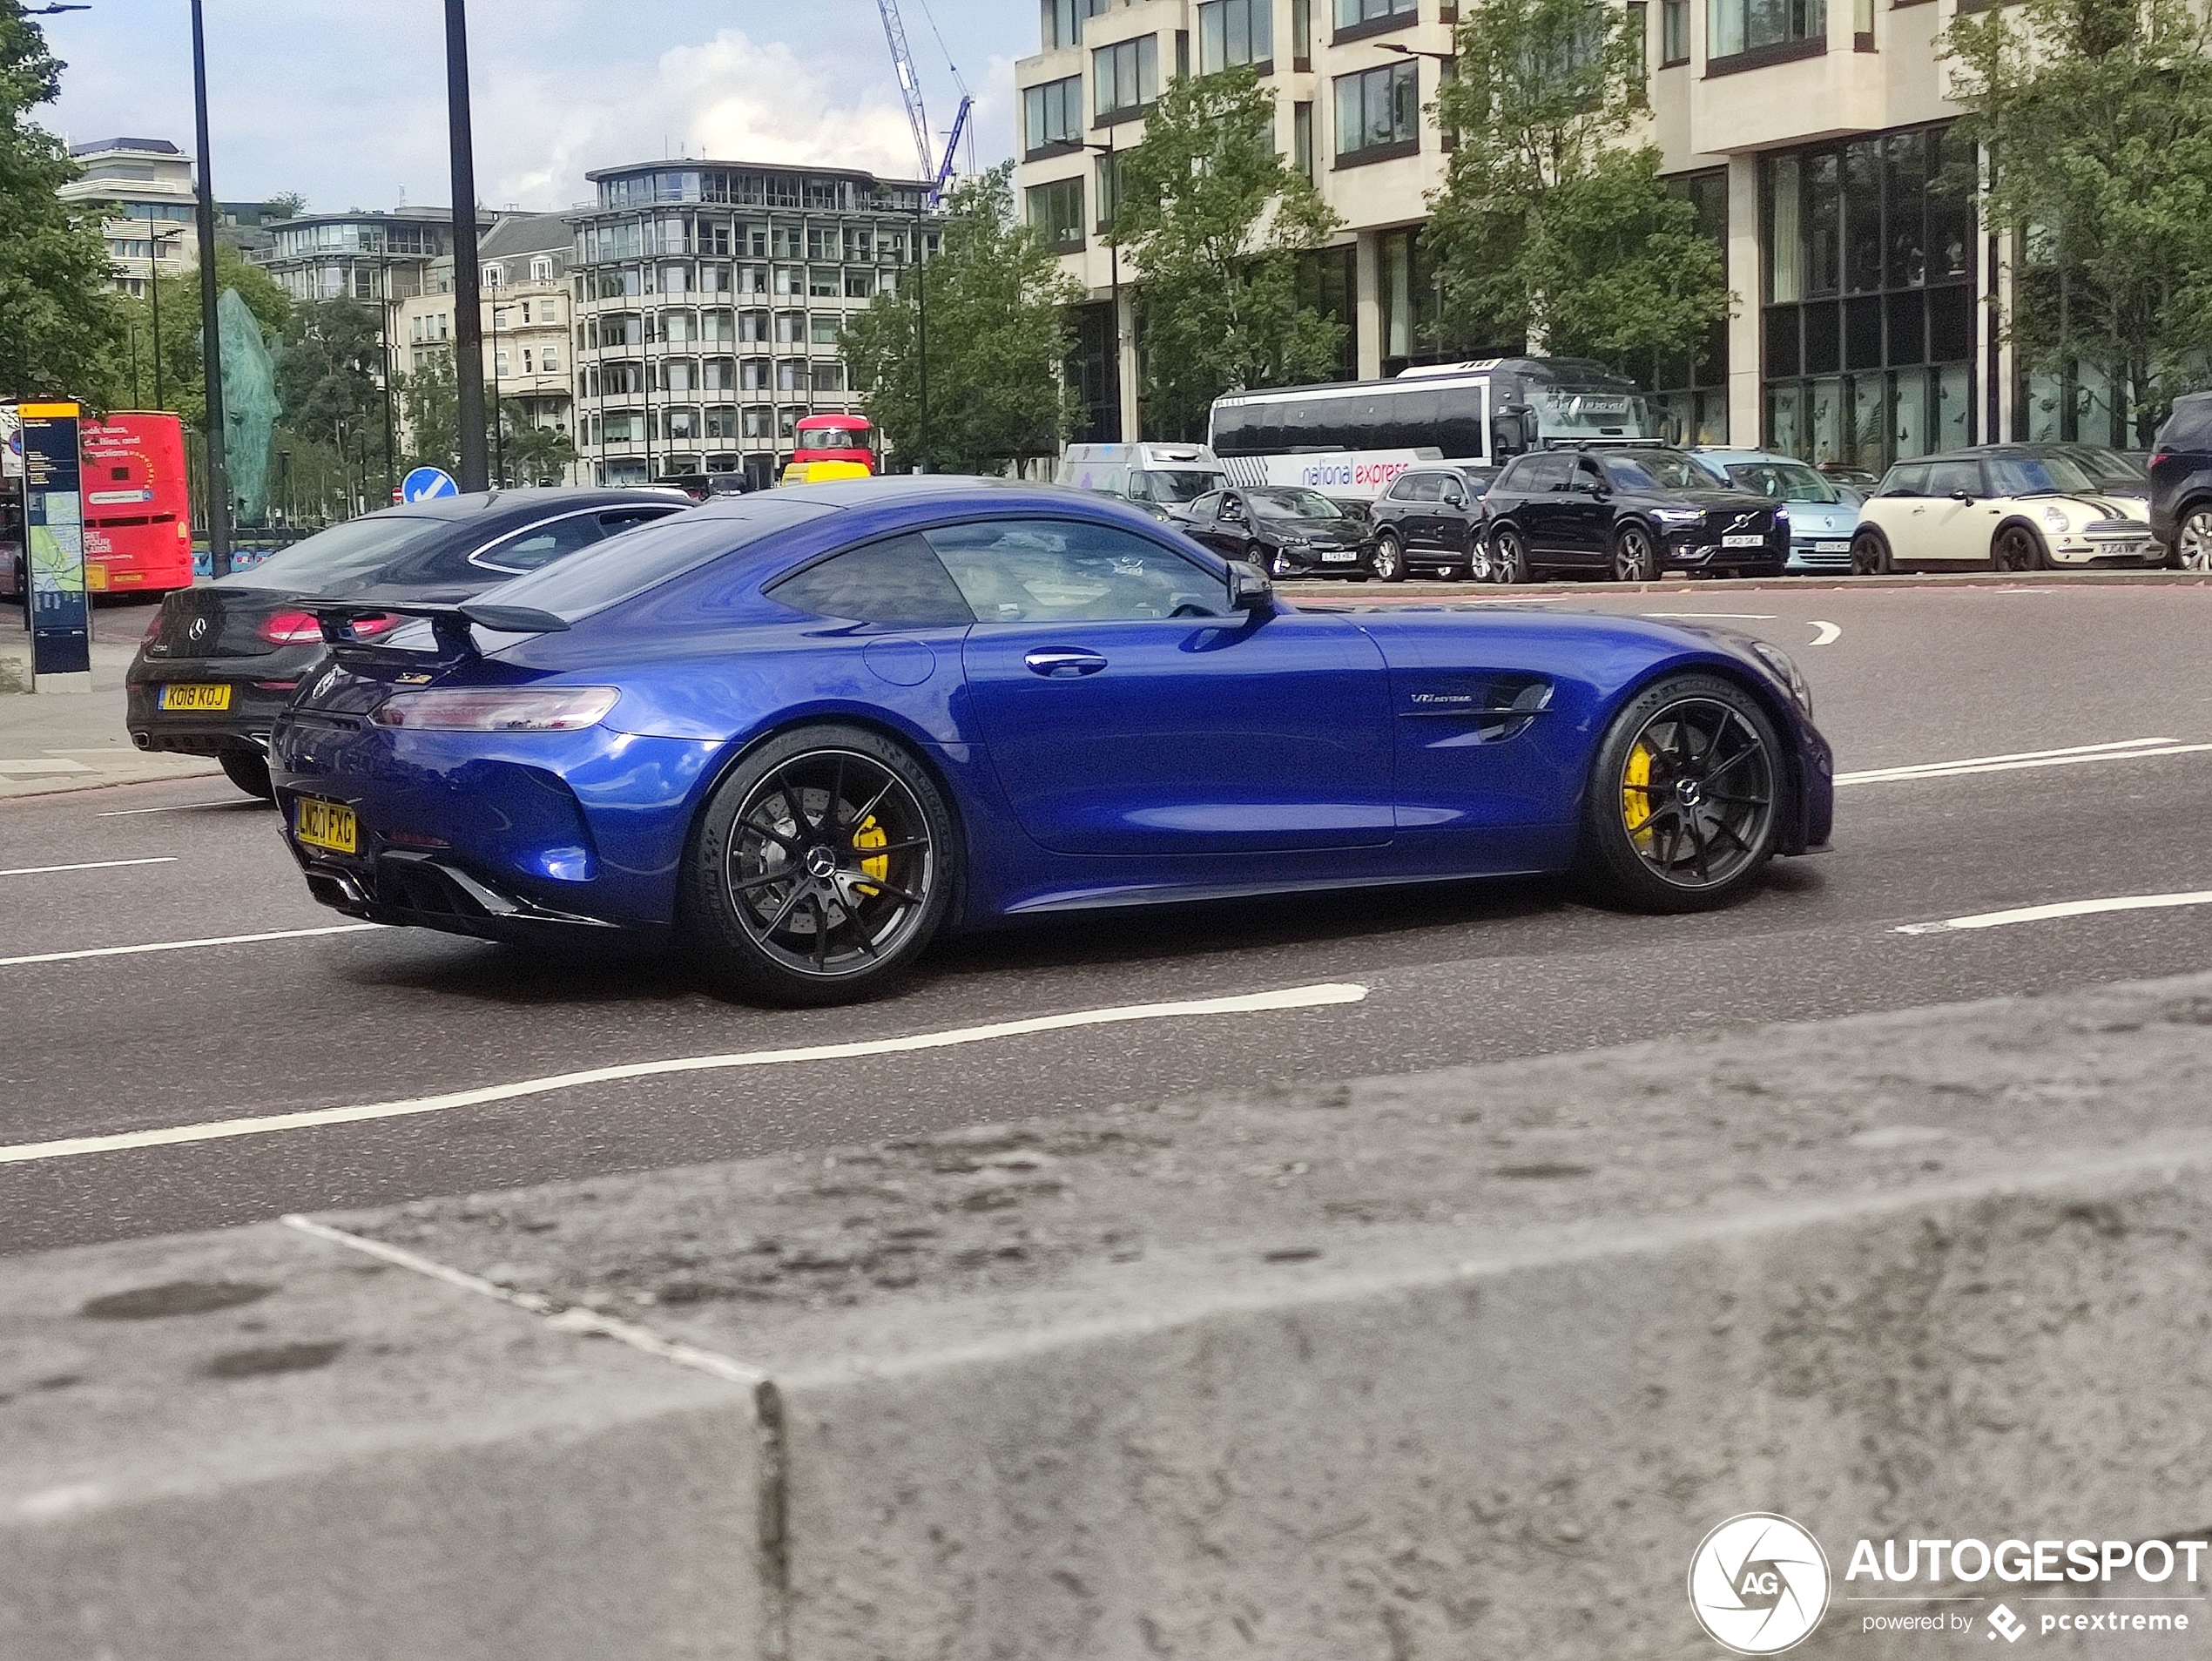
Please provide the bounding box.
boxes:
[2175,505,2212,573]
[1491,524,1531,585]
[219,749,274,800]
[1991,523,2047,572]
[1467,533,1496,583]
[682,724,955,1005]
[1850,528,1892,576]
[1371,530,1406,583]
[1578,673,1784,914]
[1613,522,1661,584]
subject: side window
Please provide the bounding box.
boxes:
[1515,454,1567,492]
[470,512,606,575]
[1924,460,1982,498]
[765,533,975,625]
[597,506,683,537]
[1404,473,1444,503]
[1384,475,1419,502]
[925,518,1234,623]
[1440,473,1470,506]
[1189,492,1222,521]
[1880,465,1928,498]
[1575,459,1608,492]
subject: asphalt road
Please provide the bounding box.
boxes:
[5,577,2211,1255]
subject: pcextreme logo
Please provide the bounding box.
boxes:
[1689,1513,1833,1654]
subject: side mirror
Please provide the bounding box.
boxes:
[1227,560,1274,613]
[1950,490,1975,503]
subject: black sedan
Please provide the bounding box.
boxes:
[1366,464,1499,582]
[126,488,690,798]
[1182,486,1372,579]
[1482,448,1787,583]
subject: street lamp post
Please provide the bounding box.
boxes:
[489,300,511,487]
[1081,134,1126,443]
[444,0,489,491]
[189,0,233,576]
[139,220,184,412]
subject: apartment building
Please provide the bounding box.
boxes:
[1014,0,2087,471]
[60,138,200,298]
[260,206,489,307]
[565,159,938,490]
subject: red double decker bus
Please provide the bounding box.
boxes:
[791,413,876,476]
[82,412,193,596]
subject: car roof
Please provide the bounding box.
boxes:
[360,486,693,525]
[1694,449,1807,464]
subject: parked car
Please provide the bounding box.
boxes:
[1695,449,1862,574]
[1481,447,1788,584]
[126,489,691,799]
[2149,392,2212,571]
[1182,485,1372,578]
[1056,442,1229,525]
[1366,464,1500,582]
[272,478,1833,1005]
[1849,446,2158,574]
[1816,463,1881,491]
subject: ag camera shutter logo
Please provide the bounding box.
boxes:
[1689,1513,1831,1654]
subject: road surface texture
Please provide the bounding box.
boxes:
[3,577,2208,1253]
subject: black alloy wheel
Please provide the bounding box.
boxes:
[1490,524,1531,585]
[1850,529,1892,576]
[1371,530,1406,583]
[685,724,954,1005]
[1467,530,1495,583]
[1992,524,2047,572]
[219,749,274,800]
[1580,674,1783,913]
[1614,523,1662,584]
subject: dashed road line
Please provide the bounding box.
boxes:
[0,923,379,969]
[1896,892,2212,935]
[1838,737,2205,786]
[0,856,179,878]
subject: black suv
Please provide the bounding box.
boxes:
[2149,391,2212,571]
[1482,447,1787,583]
[1366,465,1499,582]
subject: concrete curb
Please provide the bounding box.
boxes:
[1278,569,2212,598]
[8,972,2212,1658]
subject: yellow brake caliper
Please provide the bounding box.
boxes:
[853,816,889,893]
[1623,740,1656,852]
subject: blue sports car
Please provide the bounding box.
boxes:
[271,478,1833,1004]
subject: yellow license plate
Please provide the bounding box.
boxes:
[294,798,358,855]
[158,683,232,712]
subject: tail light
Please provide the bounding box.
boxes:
[260,610,399,645]
[372,685,620,732]
[141,610,165,645]
[2150,450,2171,469]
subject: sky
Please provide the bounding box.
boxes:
[37,0,1034,214]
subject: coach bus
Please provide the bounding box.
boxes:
[80,413,192,595]
[1206,358,1662,500]
[791,413,876,476]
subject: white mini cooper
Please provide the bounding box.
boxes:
[1851,445,2157,573]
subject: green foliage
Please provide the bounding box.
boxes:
[1426,0,1730,362]
[111,245,291,427]
[400,350,460,476]
[0,3,124,401]
[279,299,384,441]
[841,163,1080,471]
[261,191,307,222]
[1110,66,1344,440]
[499,403,575,486]
[1946,0,2212,440]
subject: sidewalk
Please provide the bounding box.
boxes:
[0,602,221,800]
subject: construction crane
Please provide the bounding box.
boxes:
[874,0,973,206]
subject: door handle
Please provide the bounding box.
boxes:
[1024,648,1108,678]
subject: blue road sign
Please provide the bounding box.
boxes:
[401,466,460,503]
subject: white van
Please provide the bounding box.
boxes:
[1056,442,1229,522]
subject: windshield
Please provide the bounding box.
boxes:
[2065,446,2148,487]
[799,429,867,450]
[1528,381,1661,442]
[1130,469,1228,504]
[1986,455,2106,496]
[1723,461,1840,504]
[220,514,447,592]
[1602,453,1726,492]
[1246,487,1345,519]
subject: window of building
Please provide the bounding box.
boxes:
[779,408,801,440]
[1027,178,1086,252]
[1661,0,1690,62]
[813,361,847,393]
[1333,0,1417,37]
[743,405,774,440]
[705,406,738,439]
[1292,0,1313,67]
[543,347,560,373]
[1635,170,1730,442]
[740,358,772,390]
[521,348,533,375]
[1378,227,1445,374]
[774,266,805,297]
[812,314,844,346]
[777,360,810,393]
[1294,245,1359,382]
[1333,61,1420,165]
[1093,35,1160,122]
[1761,125,1975,470]
[1025,74,1084,155]
[482,265,503,289]
[529,255,554,282]
[1063,300,1120,443]
[773,311,806,346]
[1198,0,1272,71]
[1293,101,1316,182]
[1709,0,1825,61]
[809,267,840,297]
[845,269,873,299]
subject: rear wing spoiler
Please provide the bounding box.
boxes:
[310,599,570,657]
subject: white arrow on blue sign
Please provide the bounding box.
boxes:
[401,466,460,503]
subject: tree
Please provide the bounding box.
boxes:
[114,243,291,427]
[1110,66,1344,441]
[0,3,124,401]
[400,351,460,476]
[279,299,384,444]
[1947,0,2212,442]
[1426,0,1730,364]
[261,191,307,222]
[842,164,1079,472]
[499,402,576,485]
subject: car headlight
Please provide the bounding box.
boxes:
[1652,506,1703,524]
[2040,505,2073,533]
[1749,641,1813,717]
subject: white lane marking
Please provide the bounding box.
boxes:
[282,1215,771,1388]
[1808,620,1841,646]
[93,800,248,817]
[0,982,1370,1165]
[1896,891,2212,935]
[0,923,378,969]
[0,856,179,878]
[0,759,94,775]
[1642,611,1777,619]
[1837,736,2192,786]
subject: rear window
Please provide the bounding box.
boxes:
[482,496,839,620]
[219,515,448,592]
[2157,395,2212,452]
